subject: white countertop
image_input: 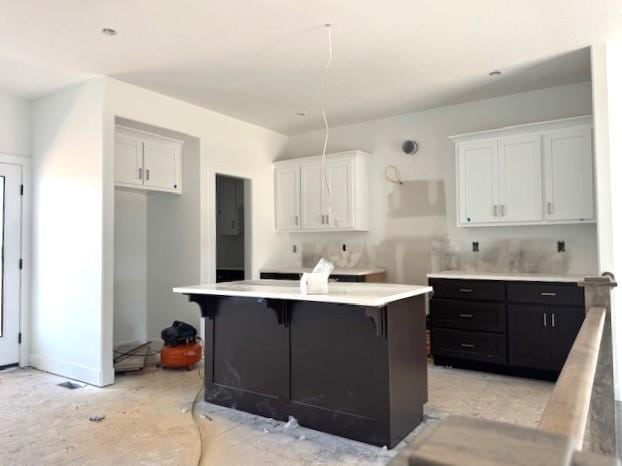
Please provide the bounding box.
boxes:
[173,279,432,307]
[427,270,586,283]
[260,266,386,276]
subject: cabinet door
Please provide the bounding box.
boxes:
[325,159,354,228]
[300,164,327,229]
[274,167,300,231]
[550,307,584,371]
[498,134,543,223]
[115,133,143,187]
[143,139,182,192]
[217,176,240,235]
[457,139,499,225]
[543,126,594,222]
[508,305,551,370]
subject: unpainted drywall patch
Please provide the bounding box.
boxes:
[388,180,446,218]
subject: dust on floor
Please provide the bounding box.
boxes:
[0,364,553,466]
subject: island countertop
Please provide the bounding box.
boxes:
[173,279,432,308]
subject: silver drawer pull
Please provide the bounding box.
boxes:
[459,313,473,318]
[541,292,557,296]
[460,343,475,349]
[459,288,473,293]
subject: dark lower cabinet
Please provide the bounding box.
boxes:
[430,278,585,378]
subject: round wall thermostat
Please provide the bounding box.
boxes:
[402,140,419,155]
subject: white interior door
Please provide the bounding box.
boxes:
[498,134,543,223]
[458,139,499,224]
[0,163,22,367]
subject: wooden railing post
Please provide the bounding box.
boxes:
[581,275,618,456]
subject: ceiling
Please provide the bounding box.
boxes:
[0,0,620,135]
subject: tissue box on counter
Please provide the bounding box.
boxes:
[300,272,329,294]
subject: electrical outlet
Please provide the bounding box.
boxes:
[472,241,479,252]
[557,241,566,253]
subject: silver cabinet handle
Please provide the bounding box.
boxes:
[543,313,547,327]
[460,343,475,349]
[459,313,473,318]
[145,169,150,181]
[138,168,143,180]
[501,204,505,217]
[459,288,473,293]
[295,216,299,226]
[552,313,556,328]
[326,214,330,225]
[321,215,325,224]
[547,202,553,215]
[493,205,498,217]
[541,292,557,296]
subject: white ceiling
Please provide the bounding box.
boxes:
[0,0,620,134]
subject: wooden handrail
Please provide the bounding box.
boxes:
[538,306,607,449]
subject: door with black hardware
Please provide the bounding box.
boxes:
[550,307,585,371]
[507,305,551,370]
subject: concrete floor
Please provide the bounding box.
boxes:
[0,363,553,465]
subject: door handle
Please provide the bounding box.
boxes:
[552,313,556,328]
[460,343,475,349]
[541,292,557,297]
[543,313,547,327]
[458,288,473,293]
[459,313,473,318]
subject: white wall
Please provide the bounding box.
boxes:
[31,79,107,385]
[282,82,599,283]
[591,43,622,400]
[0,93,30,156]
[102,77,289,385]
[113,189,147,345]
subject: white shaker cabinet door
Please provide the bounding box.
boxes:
[143,139,182,193]
[543,127,594,222]
[115,133,143,187]
[274,167,300,231]
[325,159,354,228]
[457,139,499,225]
[300,164,327,230]
[498,134,543,223]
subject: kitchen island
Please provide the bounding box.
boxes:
[173,280,432,447]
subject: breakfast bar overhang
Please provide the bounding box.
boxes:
[173,280,433,447]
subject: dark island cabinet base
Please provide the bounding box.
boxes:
[429,278,585,378]
[188,294,428,448]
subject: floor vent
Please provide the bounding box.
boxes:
[58,381,83,390]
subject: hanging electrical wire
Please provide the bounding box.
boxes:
[320,23,333,224]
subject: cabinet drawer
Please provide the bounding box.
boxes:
[429,279,505,302]
[431,299,506,333]
[432,328,507,364]
[507,282,583,306]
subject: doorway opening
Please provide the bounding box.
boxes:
[215,174,250,282]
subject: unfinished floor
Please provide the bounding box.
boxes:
[0,363,553,465]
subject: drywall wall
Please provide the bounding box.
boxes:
[591,42,622,401]
[282,82,598,284]
[0,93,30,156]
[146,136,201,340]
[31,79,107,385]
[114,189,148,345]
[102,77,289,384]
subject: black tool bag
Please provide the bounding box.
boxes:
[161,321,198,347]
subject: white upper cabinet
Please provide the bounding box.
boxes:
[498,134,543,223]
[274,167,301,231]
[543,127,594,222]
[115,132,143,187]
[115,126,183,194]
[457,139,499,225]
[453,116,593,227]
[274,151,369,232]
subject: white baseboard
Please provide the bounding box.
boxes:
[29,353,107,387]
